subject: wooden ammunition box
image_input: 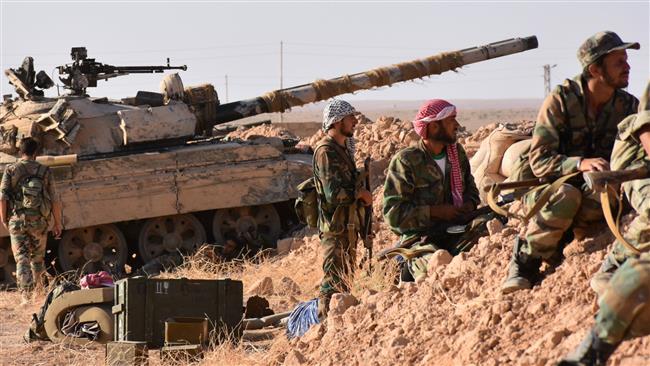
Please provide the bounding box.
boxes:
[113,278,243,348]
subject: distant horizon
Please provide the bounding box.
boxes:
[2,2,647,101]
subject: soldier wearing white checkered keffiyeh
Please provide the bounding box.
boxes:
[314,99,372,317]
[322,99,357,158]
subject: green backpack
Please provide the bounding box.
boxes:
[14,164,51,217]
[294,177,319,228]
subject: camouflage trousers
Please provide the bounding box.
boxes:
[9,215,48,292]
[596,252,650,344]
[319,231,357,300]
[523,182,603,259]
[408,234,460,280]
[608,178,650,264]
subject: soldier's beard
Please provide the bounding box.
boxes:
[603,65,629,89]
[431,129,456,144]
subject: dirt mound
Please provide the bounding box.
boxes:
[226,124,298,140]
[263,220,648,366]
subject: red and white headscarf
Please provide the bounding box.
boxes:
[412,99,457,139]
[412,99,464,207]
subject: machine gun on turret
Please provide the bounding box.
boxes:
[57,47,187,95]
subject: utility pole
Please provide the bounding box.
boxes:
[279,40,284,123]
[543,64,557,96]
[224,74,229,103]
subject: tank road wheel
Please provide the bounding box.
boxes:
[0,238,17,289]
[138,214,207,263]
[58,224,128,274]
[212,204,282,246]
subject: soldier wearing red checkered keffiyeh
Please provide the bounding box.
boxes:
[382,99,481,281]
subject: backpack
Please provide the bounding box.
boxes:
[24,280,80,342]
[294,140,356,228]
[13,163,51,217]
[294,177,319,228]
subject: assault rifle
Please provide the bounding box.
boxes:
[361,157,373,272]
[376,194,513,260]
[57,47,187,95]
[583,165,650,193]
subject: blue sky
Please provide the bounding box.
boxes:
[1,1,648,102]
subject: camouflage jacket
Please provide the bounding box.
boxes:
[529,75,638,177]
[313,136,361,235]
[0,159,58,218]
[611,81,650,172]
[383,140,479,241]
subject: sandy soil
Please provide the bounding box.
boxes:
[1,108,648,366]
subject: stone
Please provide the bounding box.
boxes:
[328,293,359,316]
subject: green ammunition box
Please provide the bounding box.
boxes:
[105,341,148,366]
[112,278,243,348]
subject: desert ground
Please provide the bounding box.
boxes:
[1,102,649,366]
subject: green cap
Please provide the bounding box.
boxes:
[577,31,640,68]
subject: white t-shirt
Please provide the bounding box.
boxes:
[434,157,446,177]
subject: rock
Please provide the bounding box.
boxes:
[427,249,453,271]
[283,350,307,365]
[328,293,359,316]
[390,336,409,347]
[276,238,294,255]
[247,277,274,296]
[278,277,301,296]
[486,218,504,236]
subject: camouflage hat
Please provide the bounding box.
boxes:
[578,31,640,68]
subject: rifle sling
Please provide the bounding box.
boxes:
[601,185,641,255]
[488,172,580,223]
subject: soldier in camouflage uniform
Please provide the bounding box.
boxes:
[501,31,639,294]
[383,99,480,281]
[314,100,371,316]
[0,138,63,299]
[559,83,650,365]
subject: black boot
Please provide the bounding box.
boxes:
[501,237,542,294]
[557,328,619,366]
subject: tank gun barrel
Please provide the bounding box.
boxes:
[213,36,538,125]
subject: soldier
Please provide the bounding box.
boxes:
[383,99,480,281]
[0,137,63,301]
[558,81,650,366]
[501,31,639,294]
[314,99,371,316]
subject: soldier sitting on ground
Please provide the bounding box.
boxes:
[501,31,639,294]
[558,81,650,366]
[383,99,480,282]
[0,137,63,303]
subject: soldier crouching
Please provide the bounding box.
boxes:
[314,100,372,317]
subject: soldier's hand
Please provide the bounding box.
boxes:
[429,205,463,221]
[356,188,372,207]
[53,222,63,239]
[579,158,609,172]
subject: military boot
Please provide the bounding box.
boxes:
[501,237,542,294]
[557,328,619,366]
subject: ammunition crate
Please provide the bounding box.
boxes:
[113,278,243,348]
[106,341,148,366]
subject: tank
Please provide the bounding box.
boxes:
[0,37,538,285]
